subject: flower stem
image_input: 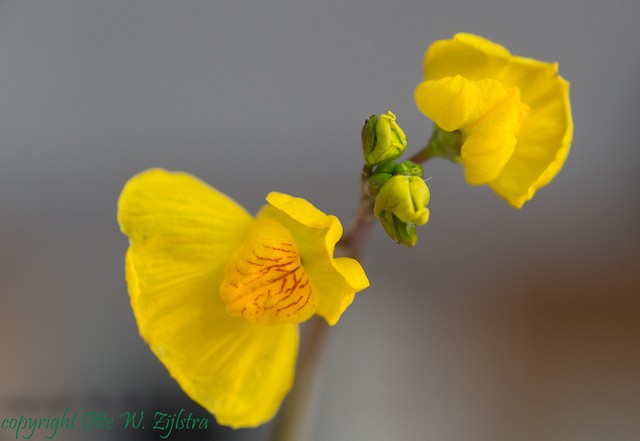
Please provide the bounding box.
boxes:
[269,167,376,441]
[270,127,449,440]
[408,144,434,164]
[270,128,445,440]
[269,316,329,441]
[410,126,462,164]
[339,165,377,260]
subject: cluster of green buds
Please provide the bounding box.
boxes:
[361,112,430,247]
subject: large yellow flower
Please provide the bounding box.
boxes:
[117,169,369,428]
[415,33,573,208]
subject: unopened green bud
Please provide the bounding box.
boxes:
[374,175,430,247]
[394,160,424,178]
[361,111,407,166]
[374,175,430,225]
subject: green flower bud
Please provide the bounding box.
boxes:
[374,175,430,247]
[374,175,430,225]
[361,111,408,166]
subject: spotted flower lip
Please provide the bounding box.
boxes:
[117,168,369,428]
[415,33,573,208]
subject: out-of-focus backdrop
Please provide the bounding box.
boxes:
[1,0,639,440]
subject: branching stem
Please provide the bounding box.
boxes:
[271,139,437,441]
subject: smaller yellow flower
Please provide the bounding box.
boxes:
[415,33,573,208]
[118,169,369,428]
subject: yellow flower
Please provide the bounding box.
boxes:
[117,169,369,428]
[415,33,573,208]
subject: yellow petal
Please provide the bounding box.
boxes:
[220,217,318,326]
[416,76,524,184]
[461,87,528,184]
[418,33,573,206]
[127,248,298,427]
[119,169,297,427]
[424,33,564,109]
[415,75,488,131]
[490,77,573,207]
[496,56,562,105]
[118,168,253,259]
[118,169,253,320]
[423,33,511,82]
[260,193,369,325]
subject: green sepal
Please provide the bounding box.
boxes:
[394,160,424,177]
[373,160,397,175]
[427,126,463,160]
[367,173,393,197]
[378,211,418,248]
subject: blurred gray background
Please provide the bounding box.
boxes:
[1,0,639,440]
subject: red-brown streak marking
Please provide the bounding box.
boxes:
[228,264,301,303]
[263,243,296,254]
[272,272,305,305]
[233,259,296,287]
[263,271,305,311]
[277,294,311,316]
[252,250,284,263]
[295,294,311,312]
[226,239,313,318]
